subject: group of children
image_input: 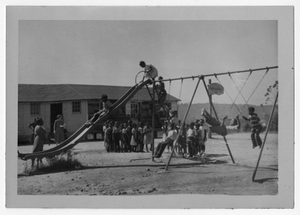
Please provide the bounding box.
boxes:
[154,118,208,159]
[103,120,153,153]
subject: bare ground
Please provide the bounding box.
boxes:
[17,132,278,196]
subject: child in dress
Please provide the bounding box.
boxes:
[137,122,144,152]
[121,122,129,152]
[126,121,133,152]
[143,121,153,152]
[130,123,138,152]
[103,121,108,152]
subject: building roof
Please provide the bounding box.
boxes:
[18,84,180,102]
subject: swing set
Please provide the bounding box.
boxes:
[148,66,278,181]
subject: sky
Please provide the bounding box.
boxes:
[18,12,278,105]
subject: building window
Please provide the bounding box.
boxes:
[72,101,81,113]
[30,103,40,115]
[131,102,139,118]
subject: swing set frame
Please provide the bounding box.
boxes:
[148,66,278,180]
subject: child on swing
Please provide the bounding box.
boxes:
[242,107,263,149]
[201,108,228,136]
[201,108,241,136]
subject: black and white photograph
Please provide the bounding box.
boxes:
[4,3,297,212]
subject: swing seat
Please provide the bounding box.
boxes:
[209,125,227,136]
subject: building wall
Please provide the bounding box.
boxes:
[18,99,178,143]
[18,101,89,142]
[18,102,51,142]
[62,100,88,134]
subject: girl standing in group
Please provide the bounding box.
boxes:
[143,121,153,152]
[121,122,129,152]
[137,122,144,152]
[126,121,133,152]
[105,122,113,152]
[130,123,138,152]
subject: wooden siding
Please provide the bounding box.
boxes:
[62,101,88,134]
[18,103,51,136]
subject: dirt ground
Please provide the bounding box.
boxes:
[17,132,278,197]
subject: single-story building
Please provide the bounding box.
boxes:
[18,84,179,143]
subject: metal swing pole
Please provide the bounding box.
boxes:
[208,79,213,138]
[158,66,277,82]
[252,91,278,181]
[165,76,202,171]
[151,78,156,161]
[202,78,235,164]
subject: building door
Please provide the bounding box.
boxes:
[50,103,63,133]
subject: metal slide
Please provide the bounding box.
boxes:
[18,80,151,160]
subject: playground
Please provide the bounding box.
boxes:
[17,66,279,198]
[18,132,278,196]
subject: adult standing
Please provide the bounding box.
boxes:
[32,117,49,168]
[28,117,39,144]
[54,115,65,145]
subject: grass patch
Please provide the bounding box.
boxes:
[23,150,83,174]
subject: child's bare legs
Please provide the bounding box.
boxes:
[221,115,228,126]
[86,111,106,126]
